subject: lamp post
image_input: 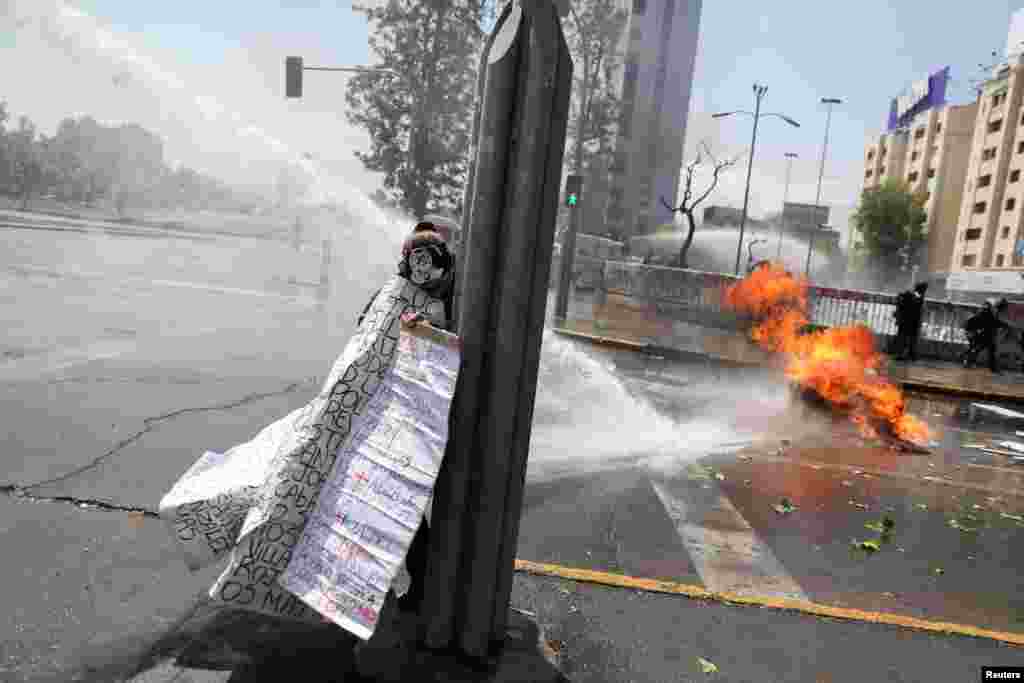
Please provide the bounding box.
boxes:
[804,97,842,280]
[713,84,801,276]
[777,152,798,261]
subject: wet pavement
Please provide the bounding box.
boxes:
[3,215,1024,680]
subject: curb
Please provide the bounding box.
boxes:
[552,327,1024,404]
[513,560,1024,648]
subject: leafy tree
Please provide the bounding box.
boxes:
[563,0,628,238]
[851,178,927,280]
[345,0,492,219]
[8,116,45,209]
[660,142,737,268]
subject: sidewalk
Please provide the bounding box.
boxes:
[553,316,1024,404]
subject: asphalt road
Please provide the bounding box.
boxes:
[2,212,1024,682]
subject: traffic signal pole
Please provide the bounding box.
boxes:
[554,174,582,322]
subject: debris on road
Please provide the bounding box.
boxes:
[852,539,880,553]
[948,519,977,533]
[697,657,719,674]
[774,498,797,515]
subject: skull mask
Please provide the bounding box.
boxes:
[407,246,445,286]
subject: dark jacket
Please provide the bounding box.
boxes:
[964,306,1010,341]
[894,290,925,330]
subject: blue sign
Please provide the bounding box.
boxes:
[887,67,950,132]
[1016,238,1024,258]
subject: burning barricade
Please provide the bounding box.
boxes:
[723,263,931,451]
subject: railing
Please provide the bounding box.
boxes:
[592,261,989,361]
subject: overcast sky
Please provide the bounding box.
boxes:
[3,0,1023,242]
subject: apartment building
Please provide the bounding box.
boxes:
[856,99,976,280]
[951,56,1024,273]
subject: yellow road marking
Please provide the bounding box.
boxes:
[513,559,1024,647]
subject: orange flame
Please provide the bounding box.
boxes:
[724,263,931,445]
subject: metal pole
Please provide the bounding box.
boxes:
[554,3,588,323]
[777,153,796,261]
[734,84,766,276]
[805,99,839,279]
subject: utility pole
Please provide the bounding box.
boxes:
[776,152,798,261]
[735,84,767,276]
[805,97,842,280]
[421,0,573,660]
[554,1,589,323]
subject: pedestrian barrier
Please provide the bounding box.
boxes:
[558,260,1005,363]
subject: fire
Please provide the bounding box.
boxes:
[724,263,931,445]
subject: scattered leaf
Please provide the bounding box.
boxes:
[933,567,944,575]
[697,657,718,674]
[948,519,977,533]
[841,480,853,487]
[914,503,928,511]
[852,539,880,552]
[1000,512,1024,523]
[882,516,895,530]
[854,502,869,510]
[864,522,885,533]
[774,498,797,515]
[715,472,726,481]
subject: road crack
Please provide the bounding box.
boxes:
[0,485,160,517]
[10,379,312,493]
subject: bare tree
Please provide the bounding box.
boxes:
[660,142,737,268]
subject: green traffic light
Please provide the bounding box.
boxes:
[567,193,578,207]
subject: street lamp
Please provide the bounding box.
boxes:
[804,97,842,280]
[713,83,801,276]
[777,152,798,261]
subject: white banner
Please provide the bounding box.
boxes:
[159,276,460,634]
[280,323,459,639]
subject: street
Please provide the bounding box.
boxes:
[2,213,1024,681]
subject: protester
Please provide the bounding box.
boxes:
[892,282,928,362]
[962,298,1012,373]
[356,220,455,619]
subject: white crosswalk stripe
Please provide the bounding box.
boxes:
[650,478,809,601]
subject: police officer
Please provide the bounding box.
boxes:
[963,298,1012,373]
[892,282,928,361]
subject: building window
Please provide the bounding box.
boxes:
[879,166,886,175]
[997,254,1006,266]
[974,201,988,214]
[979,174,992,187]
[989,119,1004,134]
[880,147,887,158]
[962,254,977,267]
[1013,169,1022,183]
[1019,141,1024,154]
[993,92,1007,108]
[910,151,920,161]
[965,228,983,240]
[867,149,875,161]
[908,171,919,183]
[983,147,998,161]
[936,122,943,133]
[927,167,936,178]
[924,191,931,202]
[1008,197,1017,212]
[914,127,926,139]
[1004,226,1012,238]
[865,169,873,179]
[632,0,646,13]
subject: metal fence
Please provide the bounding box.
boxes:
[595,261,990,362]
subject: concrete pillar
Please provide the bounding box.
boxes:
[421,0,572,659]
